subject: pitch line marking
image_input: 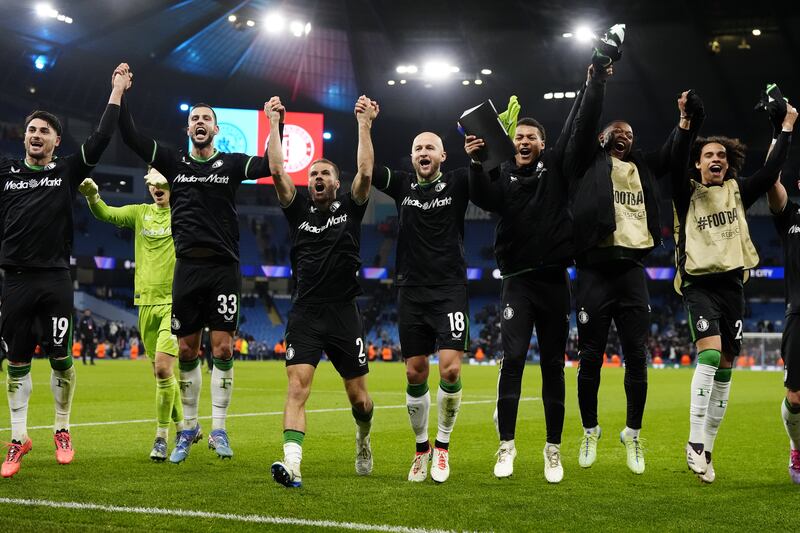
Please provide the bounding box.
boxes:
[0,397,540,432]
[0,497,469,533]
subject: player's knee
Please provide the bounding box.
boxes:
[178,342,197,361]
[405,359,428,383]
[213,344,232,360]
[578,349,603,366]
[787,389,800,408]
[154,362,173,380]
[439,365,460,384]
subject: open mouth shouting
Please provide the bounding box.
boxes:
[29,138,44,151]
[708,163,724,179]
[154,190,165,200]
[194,126,208,141]
[313,180,326,193]
[418,156,433,174]
[518,146,533,159]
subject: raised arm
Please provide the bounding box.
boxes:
[264,97,295,207]
[464,135,504,211]
[353,95,379,204]
[740,103,797,208]
[563,65,611,180]
[77,177,138,229]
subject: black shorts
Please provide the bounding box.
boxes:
[683,274,744,357]
[284,300,368,379]
[0,268,73,363]
[782,313,800,390]
[171,258,241,336]
[397,284,469,358]
[501,269,570,362]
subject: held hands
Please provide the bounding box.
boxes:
[587,64,613,83]
[464,135,485,163]
[78,178,100,204]
[355,95,379,125]
[111,63,132,92]
[678,89,705,120]
[264,96,285,123]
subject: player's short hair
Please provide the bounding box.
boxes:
[690,136,747,180]
[516,117,546,142]
[602,119,632,133]
[189,103,217,123]
[24,110,62,137]
[309,158,340,179]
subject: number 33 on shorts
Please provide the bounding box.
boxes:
[217,294,238,322]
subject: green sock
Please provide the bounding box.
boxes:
[439,376,463,393]
[212,357,233,371]
[156,376,177,438]
[179,358,200,372]
[406,381,429,398]
[49,355,73,372]
[714,368,732,382]
[171,377,184,430]
[283,429,305,446]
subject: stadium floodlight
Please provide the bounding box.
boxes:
[387,80,395,85]
[290,20,304,37]
[544,92,554,99]
[565,91,576,98]
[554,92,565,99]
[752,28,762,36]
[399,79,407,84]
[575,26,595,42]
[179,103,190,112]
[462,80,470,85]
[449,66,460,73]
[481,68,492,75]
[246,19,255,27]
[64,16,72,23]
[304,22,311,35]
[423,61,451,80]
[396,65,408,74]
[35,3,56,18]
[228,14,237,22]
[562,32,573,38]
[474,79,483,85]
[323,131,332,140]
[406,65,418,74]
[263,12,285,33]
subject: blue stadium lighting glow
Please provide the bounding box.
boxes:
[179,103,190,112]
[322,131,332,141]
[33,55,47,71]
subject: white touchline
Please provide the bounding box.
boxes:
[0,398,540,432]
[0,497,466,533]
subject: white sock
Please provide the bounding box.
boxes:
[623,426,640,439]
[353,410,373,441]
[51,366,76,432]
[283,441,302,465]
[406,390,431,444]
[689,363,717,443]
[7,370,32,442]
[211,363,233,431]
[179,362,202,428]
[436,385,462,445]
[703,378,731,454]
[782,398,800,450]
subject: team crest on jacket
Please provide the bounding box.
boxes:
[330,201,341,213]
[171,317,181,331]
[503,306,514,320]
[578,310,589,324]
[44,162,56,170]
[286,345,295,360]
[212,159,223,169]
[435,182,447,192]
[696,317,710,332]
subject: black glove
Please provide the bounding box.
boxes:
[755,83,787,138]
[683,90,706,122]
[592,23,626,68]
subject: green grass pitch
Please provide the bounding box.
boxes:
[0,360,795,531]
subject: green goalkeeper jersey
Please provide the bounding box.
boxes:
[88,199,174,306]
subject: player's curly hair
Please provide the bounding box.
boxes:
[690,136,747,180]
[24,110,62,137]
